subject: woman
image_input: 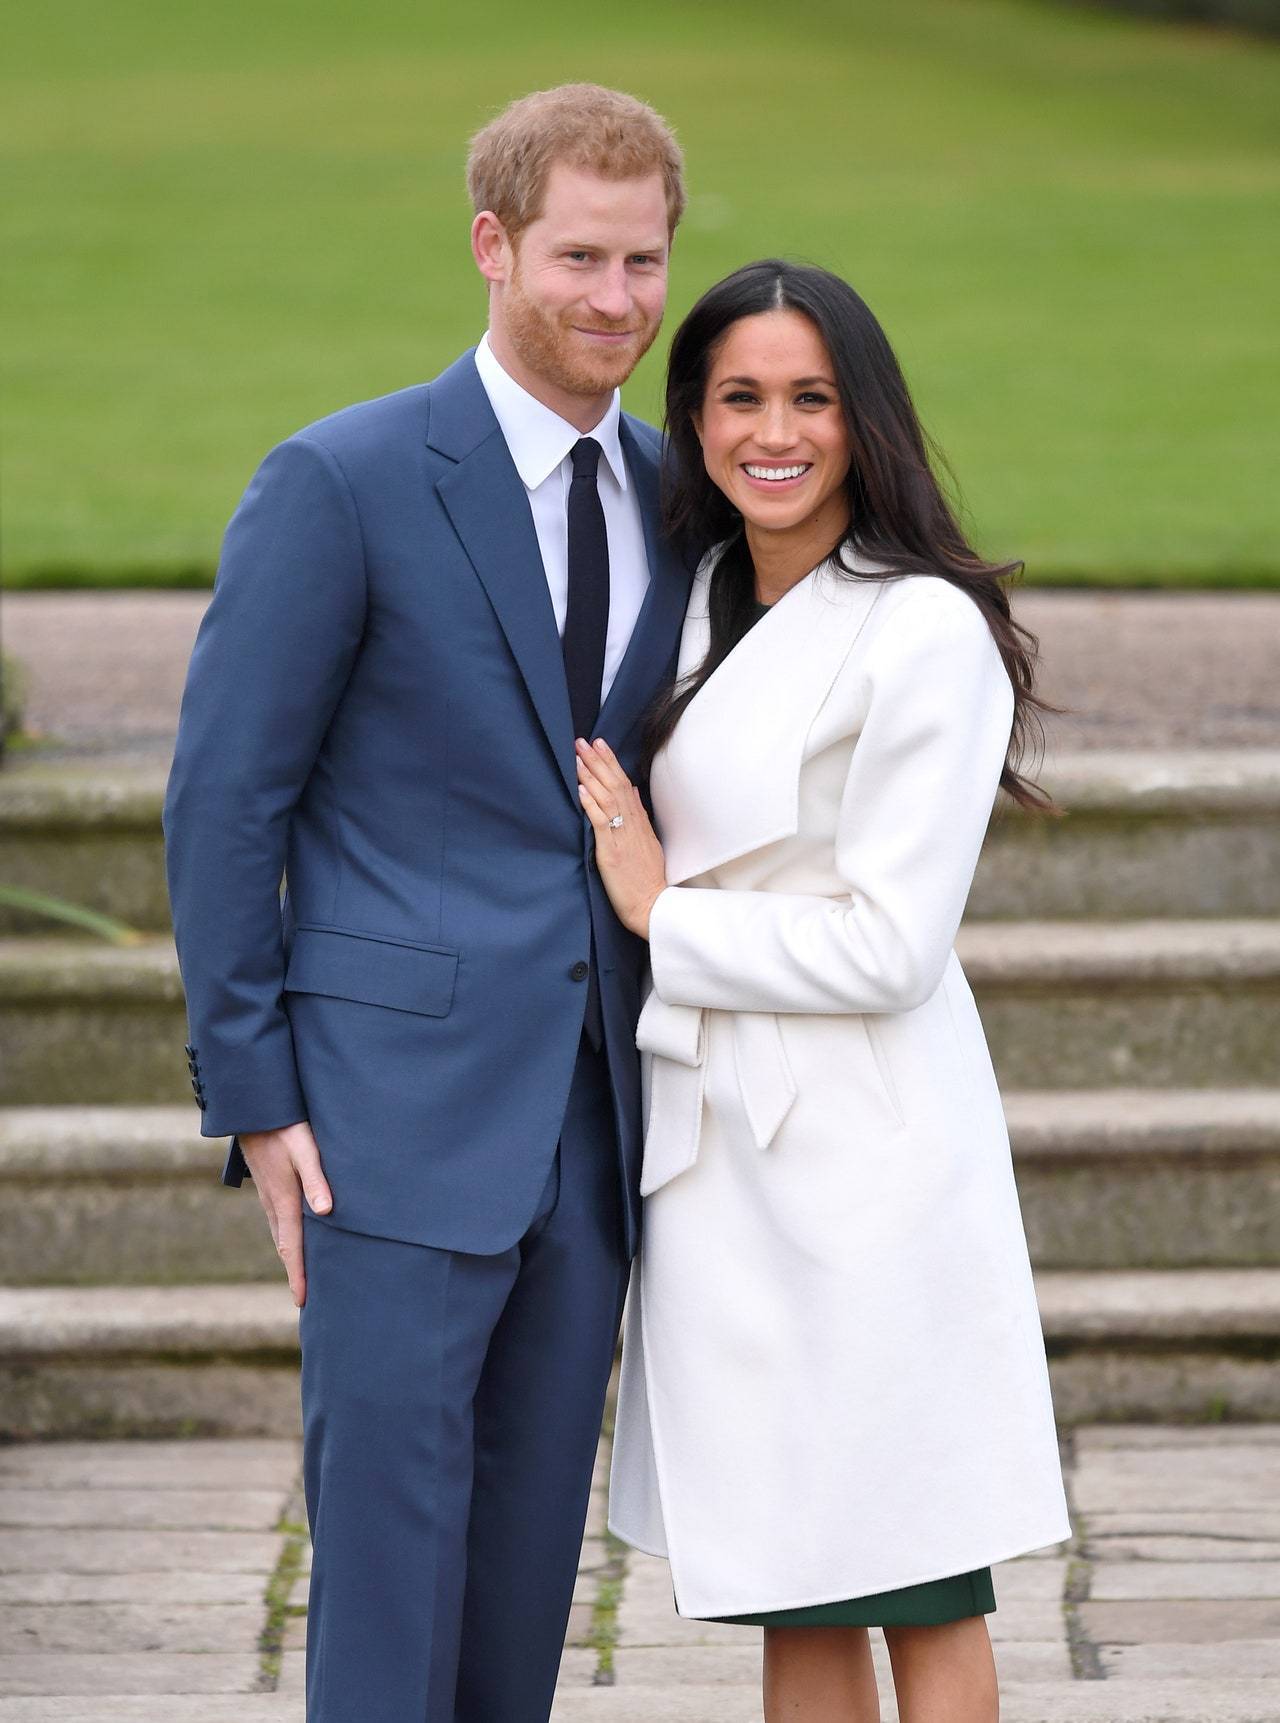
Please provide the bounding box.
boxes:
[575,260,1071,1723]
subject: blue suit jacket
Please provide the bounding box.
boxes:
[162,349,691,1258]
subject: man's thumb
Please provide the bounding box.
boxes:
[295,1141,333,1214]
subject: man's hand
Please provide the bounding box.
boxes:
[237,1121,332,1307]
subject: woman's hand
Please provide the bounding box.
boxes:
[576,738,668,940]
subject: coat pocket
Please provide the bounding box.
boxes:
[860,1013,907,1128]
[283,924,459,1017]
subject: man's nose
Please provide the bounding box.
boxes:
[586,262,632,323]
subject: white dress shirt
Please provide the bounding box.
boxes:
[473,331,652,711]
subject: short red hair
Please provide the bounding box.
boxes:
[466,83,686,242]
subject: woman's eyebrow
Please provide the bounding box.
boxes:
[716,374,836,388]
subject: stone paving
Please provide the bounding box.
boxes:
[1,1418,1279,1721]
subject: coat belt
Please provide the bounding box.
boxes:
[634,987,798,1196]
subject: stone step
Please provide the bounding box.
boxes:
[2,752,1278,933]
[0,937,188,1105]
[956,919,1280,1087]
[1,1272,1278,1438]
[1008,1088,1280,1270]
[975,750,1280,920]
[3,920,1277,1104]
[0,1283,301,1441]
[3,1092,1279,1286]
[0,1107,276,1285]
[0,764,170,934]
[1041,1269,1280,1423]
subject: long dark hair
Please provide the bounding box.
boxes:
[640,259,1066,813]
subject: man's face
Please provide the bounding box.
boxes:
[493,162,670,400]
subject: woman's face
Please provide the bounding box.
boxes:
[696,309,852,543]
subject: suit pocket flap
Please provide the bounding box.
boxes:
[283,926,458,1017]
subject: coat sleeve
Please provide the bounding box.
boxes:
[162,434,368,1152]
[645,583,1015,1015]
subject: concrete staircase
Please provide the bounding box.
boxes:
[1,751,1278,1435]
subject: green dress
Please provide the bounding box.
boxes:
[690,595,997,1631]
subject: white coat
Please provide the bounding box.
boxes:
[607,546,1072,1618]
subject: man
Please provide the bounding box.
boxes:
[163,83,689,1722]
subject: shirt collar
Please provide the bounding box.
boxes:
[474,332,629,493]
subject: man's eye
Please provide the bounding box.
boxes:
[567,250,591,262]
[630,254,657,266]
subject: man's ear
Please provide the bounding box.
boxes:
[471,210,511,286]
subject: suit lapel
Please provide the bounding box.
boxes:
[653,548,892,884]
[429,354,579,804]
[429,357,689,806]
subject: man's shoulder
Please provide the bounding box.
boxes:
[620,410,663,462]
[281,350,481,467]
[284,381,432,463]
[620,406,671,468]
[620,412,676,515]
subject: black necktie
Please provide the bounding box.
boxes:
[563,437,609,1053]
[563,438,610,740]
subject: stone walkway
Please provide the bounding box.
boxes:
[5,587,1280,760]
[1,1418,1278,1721]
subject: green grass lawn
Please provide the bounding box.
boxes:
[3,0,1277,586]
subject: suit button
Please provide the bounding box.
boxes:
[183,1043,195,1057]
[570,961,590,982]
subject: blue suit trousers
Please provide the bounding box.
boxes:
[298,1027,627,1722]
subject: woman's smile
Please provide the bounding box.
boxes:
[740,460,814,490]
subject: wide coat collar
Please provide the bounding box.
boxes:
[653,541,894,887]
[425,348,690,808]
[636,543,897,1195]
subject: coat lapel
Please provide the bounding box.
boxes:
[653,546,893,885]
[594,419,691,743]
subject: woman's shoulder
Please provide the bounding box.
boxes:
[693,542,991,639]
[864,567,994,638]
[860,570,1007,700]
